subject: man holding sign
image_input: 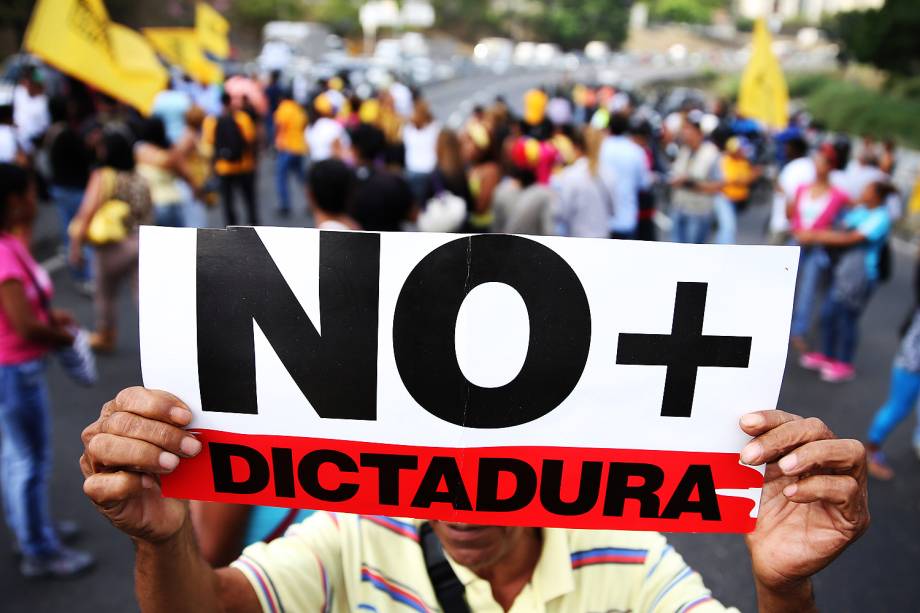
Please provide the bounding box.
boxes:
[80,228,868,611]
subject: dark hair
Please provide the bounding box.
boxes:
[785,136,808,160]
[608,112,630,136]
[351,122,386,162]
[220,92,232,107]
[49,95,69,124]
[0,163,31,228]
[308,159,353,214]
[100,132,135,171]
[140,117,170,149]
[870,181,897,202]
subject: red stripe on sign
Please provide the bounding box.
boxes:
[160,430,762,533]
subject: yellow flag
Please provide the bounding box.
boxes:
[23,0,167,115]
[196,2,230,59]
[738,18,789,130]
[144,27,224,85]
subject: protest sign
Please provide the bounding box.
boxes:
[141,227,799,533]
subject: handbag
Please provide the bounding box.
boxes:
[11,247,96,387]
[68,169,130,246]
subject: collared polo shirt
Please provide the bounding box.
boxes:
[232,512,738,613]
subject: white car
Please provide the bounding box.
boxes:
[513,42,537,67]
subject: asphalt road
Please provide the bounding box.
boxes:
[2,68,919,612]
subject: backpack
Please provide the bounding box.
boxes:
[215,114,245,162]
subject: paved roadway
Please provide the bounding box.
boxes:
[3,68,919,612]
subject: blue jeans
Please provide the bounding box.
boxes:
[820,294,863,364]
[713,195,737,245]
[868,366,920,446]
[275,151,304,213]
[154,204,186,227]
[405,171,432,206]
[0,359,60,557]
[790,247,830,339]
[671,209,712,244]
[51,185,92,282]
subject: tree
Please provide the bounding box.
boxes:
[649,0,728,25]
[827,0,920,77]
[529,0,630,50]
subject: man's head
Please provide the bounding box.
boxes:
[608,112,630,137]
[429,522,537,573]
[308,158,353,215]
[351,122,386,163]
[785,136,808,162]
[681,120,704,150]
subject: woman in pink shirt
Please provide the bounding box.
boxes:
[788,144,849,353]
[0,164,94,577]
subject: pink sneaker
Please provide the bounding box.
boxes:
[800,352,833,371]
[821,361,855,383]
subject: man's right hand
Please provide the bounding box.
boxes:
[80,387,203,543]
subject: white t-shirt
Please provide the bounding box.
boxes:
[778,156,815,200]
[0,126,17,163]
[771,156,815,233]
[306,118,349,162]
[390,82,413,118]
[13,86,49,152]
[402,121,440,174]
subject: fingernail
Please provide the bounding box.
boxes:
[180,436,202,457]
[783,483,798,497]
[170,407,192,425]
[141,474,155,489]
[740,413,764,428]
[778,454,798,473]
[159,451,179,471]
[740,442,762,465]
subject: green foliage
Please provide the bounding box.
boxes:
[307,0,361,36]
[650,0,727,25]
[230,0,306,25]
[529,0,630,49]
[825,0,920,76]
[805,79,920,146]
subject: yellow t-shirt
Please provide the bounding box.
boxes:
[202,111,257,176]
[274,100,308,155]
[721,156,752,203]
[232,512,738,613]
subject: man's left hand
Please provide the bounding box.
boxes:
[740,411,869,601]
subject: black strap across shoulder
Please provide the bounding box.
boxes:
[419,522,471,613]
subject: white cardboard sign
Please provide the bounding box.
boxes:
[140,226,799,533]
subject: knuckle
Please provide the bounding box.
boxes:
[80,422,99,447]
[103,411,132,435]
[116,386,145,410]
[87,433,116,461]
[842,438,866,461]
[803,417,831,438]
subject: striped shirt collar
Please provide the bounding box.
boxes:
[445,528,575,604]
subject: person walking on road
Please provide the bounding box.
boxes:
[203,94,259,227]
[272,90,308,217]
[796,181,893,383]
[788,145,850,354]
[0,163,94,578]
[69,133,153,353]
[669,119,723,244]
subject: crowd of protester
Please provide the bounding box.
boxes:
[0,61,911,585]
